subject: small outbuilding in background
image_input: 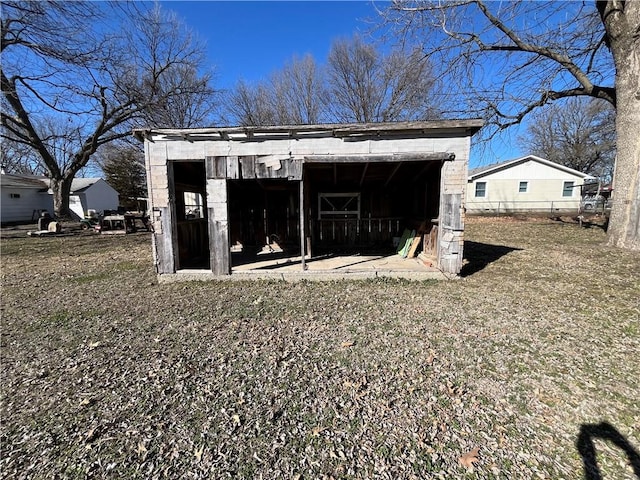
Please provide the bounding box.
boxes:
[0,173,120,224]
[56,178,120,221]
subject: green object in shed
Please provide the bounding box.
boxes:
[398,229,416,257]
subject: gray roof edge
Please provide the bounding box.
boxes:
[133,119,485,140]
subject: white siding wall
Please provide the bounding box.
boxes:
[1,188,52,223]
[69,194,87,220]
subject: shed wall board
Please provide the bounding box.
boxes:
[227,156,240,179]
[437,138,469,274]
[155,206,176,273]
[206,179,228,211]
[157,136,471,160]
[206,179,230,275]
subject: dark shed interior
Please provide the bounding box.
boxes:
[170,158,442,270]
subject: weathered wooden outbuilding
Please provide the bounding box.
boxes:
[135,120,483,279]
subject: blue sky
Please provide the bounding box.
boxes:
[161,1,525,166]
[164,1,381,88]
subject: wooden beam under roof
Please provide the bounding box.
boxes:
[304,152,455,163]
[384,162,403,188]
[359,162,370,186]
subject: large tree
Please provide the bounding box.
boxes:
[384,0,639,249]
[521,97,616,181]
[1,1,215,218]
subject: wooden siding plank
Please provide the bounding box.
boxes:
[215,156,227,178]
[442,193,463,231]
[205,156,227,179]
[154,206,175,274]
[299,179,306,271]
[210,202,228,222]
[226,156,239,179]
[240,156,256,179]
[205,156,215,178]
[209,219,230,275]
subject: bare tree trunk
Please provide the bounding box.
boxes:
[608,83,640,250]
[49,176,73,219]
[603,1,640,250]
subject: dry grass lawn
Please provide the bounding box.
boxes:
[1,217,638,479]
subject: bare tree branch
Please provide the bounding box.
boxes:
[1,1,217,217]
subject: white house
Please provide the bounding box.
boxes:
[1,174,119,223]
[466,155,594,215]
[0,173,53,224]
[60,178,120,220]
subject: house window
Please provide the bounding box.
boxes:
[475,182,486,198]
[9,193,21,199]
[518,181,528,193]
[562,181,574,197]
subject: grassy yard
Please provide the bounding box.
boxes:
[1,217,638,479]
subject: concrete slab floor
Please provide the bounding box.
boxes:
[157,253,449,282]
[232,253,434,273]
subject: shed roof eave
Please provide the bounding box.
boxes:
[133,119,485,142]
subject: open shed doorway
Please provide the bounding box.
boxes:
[229,159,443,273]
[305,160,442,255]
[171,160,210,270]
[227,179,301,268]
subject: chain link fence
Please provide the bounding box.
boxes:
[466,199,610,216]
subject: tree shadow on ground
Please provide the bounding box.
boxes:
[549,215,609,232]
[576,422,640,479]
[460,241,522,277]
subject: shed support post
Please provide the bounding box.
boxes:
[299,178,306,271]
[206,177,230,275]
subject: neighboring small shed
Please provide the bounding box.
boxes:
[135,120,483,279]
[60,178,120,220]
[466,155,594,215]
[0,173,52,224]
[1,174,120,223]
